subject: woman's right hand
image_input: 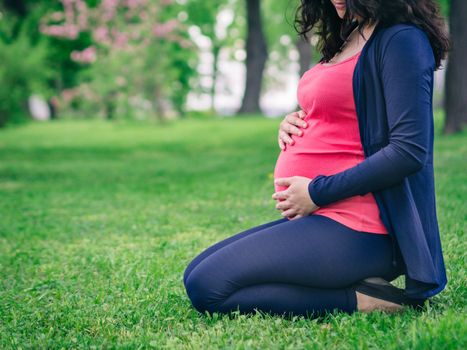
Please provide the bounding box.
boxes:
[278,110,308,150]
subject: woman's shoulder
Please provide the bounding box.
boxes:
[377,22,431,48]
[373,22,434,65]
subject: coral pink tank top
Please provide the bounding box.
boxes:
[274,51,388,234]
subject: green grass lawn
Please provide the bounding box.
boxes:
[0,114,465,349]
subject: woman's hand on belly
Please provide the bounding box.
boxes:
[271,176,319,220]
[278,110,308,150]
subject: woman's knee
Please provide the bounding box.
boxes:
[184,259,233,315]
[183,258,197,288]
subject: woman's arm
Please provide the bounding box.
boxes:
[308,27,435,207]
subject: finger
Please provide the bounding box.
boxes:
[286,114,308,129]
[285,111,299,119]
[272,190,289,200]
[283,117,299,131]
[279,130,294,145]
[290,214,303,220]
[298,110,306,119]
[283,118,304,136]
[278,137,285,150]
[281,208,297,218]
[274,177,293,187]
[275,200,291,211]
[278,137,286,151]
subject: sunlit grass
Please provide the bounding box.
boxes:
[0,112,465,349]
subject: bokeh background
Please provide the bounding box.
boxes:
[0,0,464,131]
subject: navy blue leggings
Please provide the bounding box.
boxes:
[183,214,405,319]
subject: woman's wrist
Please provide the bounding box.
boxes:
[307,175,326,208]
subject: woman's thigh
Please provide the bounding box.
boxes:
[183,217,288,285]
[185,214,400,308]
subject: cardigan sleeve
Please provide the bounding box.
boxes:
[308,28,435,207]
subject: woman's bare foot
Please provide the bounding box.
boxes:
[356,291,405,313]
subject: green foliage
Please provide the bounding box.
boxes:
[64,50,131,120]
[0,0,455,125]
[261,0,306,91]
[39,0,200,120]
[263,0,300,57]
[186,0,221,36]
[184,0,241,109]
[0,0,93,126]
[438,0,451,17]
[45,31,94,90]
[0,113,465,348]
[67,38,198,121]
[160,40,199,117]
[0,17,51,126]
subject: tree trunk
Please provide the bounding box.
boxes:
[296,34,313,78]
[104,97,115,120]
[210,43,221,112]
[153,84,166,121]
[443,0,467,134]
[237,0,268,115]
[2,0,27,17]
[295,34,313,111]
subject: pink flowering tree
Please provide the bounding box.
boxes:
[40,0,197,120]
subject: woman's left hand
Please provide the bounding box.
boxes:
[272,176,320,220]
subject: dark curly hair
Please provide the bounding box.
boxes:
[294,0,451,70]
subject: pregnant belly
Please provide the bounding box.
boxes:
[273,149,362,193]
[272,144,388,233]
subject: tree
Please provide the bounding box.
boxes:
[40,0,197,120]
[237,0,268,114]
[0,2,52,126]
[295,35,313,79]
[443,0,467,134]
[2,0,27,17]
[262,0,313,112]
[185,0,236,112]
[1,0,95,109]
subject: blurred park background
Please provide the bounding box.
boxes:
[0,0,466,348]
[0,0,465,131]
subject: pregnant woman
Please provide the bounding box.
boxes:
[184,0,449,318]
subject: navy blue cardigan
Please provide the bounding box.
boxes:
[308,22,447,299]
